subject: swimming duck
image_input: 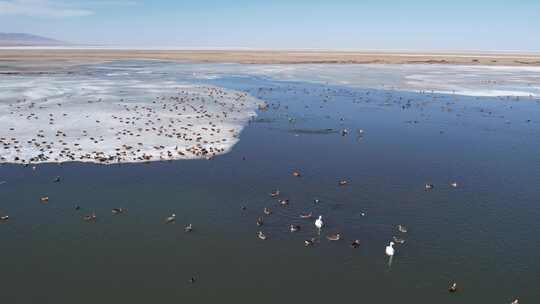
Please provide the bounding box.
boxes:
[289,224,301,232]
[327,233,341,241]
[304,238,316,247]
[292,171,301,177]
[256,216,264,227]
[510,299,519,304]
[315,215,324,232]
[397,225,408,233]
[270,189,280,197]
[448,282,457,293]
[313,199,320,204]
[0,215,9,222]
[385,241,395,256]
[111,208,126,215]
[184,223,193,232]
[165,213,176,223]
[425,183,434,190]
[350,240,360,248]
[257,231,267,240]
[40,196,49,203]
[263,207,272,215]
[338,180,348,186]
[299,212,313,219]
[83,213,97,222]
[279,199,289,206]
[392,236,406,244]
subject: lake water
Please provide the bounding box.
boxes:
[1,61,539,303]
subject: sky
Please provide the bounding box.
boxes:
[0,0,539,51]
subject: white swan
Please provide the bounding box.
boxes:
[385,241,395,256]
[315,215,324,233]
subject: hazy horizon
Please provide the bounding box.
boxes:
[0,0,539,51]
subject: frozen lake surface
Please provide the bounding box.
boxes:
[2,61,538,164]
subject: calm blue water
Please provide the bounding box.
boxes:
[1,62,540,303]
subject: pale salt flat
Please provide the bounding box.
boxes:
[187,64,540,97]
[0,71,260,164]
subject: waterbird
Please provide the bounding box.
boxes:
[292,171,301,177]
[257,231,267,240]
[111,208,126,215]
[0,215,9,222]
[313,198,320,204]
[350,240,360,248]
[304,238,316,247]
[385,241,395,256]
[393,236,406,244]
[188,277,196,284]
[279,199,289,206]
[425,183,434,190]
[75,205,81,211]
[53,176,61,183]
[338,180,348,186]
[315,215,324,233]
[299,212,313,219]
[40,196,49,203]
[263,207,272,215]
[270,189,280,197]
[448,282,458,293]
[256,216,264,227]
[450,181,458,188]
[289,224,301,232]
[184,224,193,232]
[327,233,341,241]
[83,213,97,222]
[165,213,176,223]
[397,225,408,233]
[510,299,519,304]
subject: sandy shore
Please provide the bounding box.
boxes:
[1,49,540,72]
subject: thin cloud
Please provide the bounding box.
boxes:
[87,0,137,5]
[0,0,94,17]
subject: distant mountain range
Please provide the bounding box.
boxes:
[0,33,66,46]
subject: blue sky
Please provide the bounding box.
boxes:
[0,0,539,50]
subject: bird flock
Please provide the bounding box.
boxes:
[0,78,259,164]
[0,64,530,303]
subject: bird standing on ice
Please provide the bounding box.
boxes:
[385,241,395,256]
[315,215,324,234]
